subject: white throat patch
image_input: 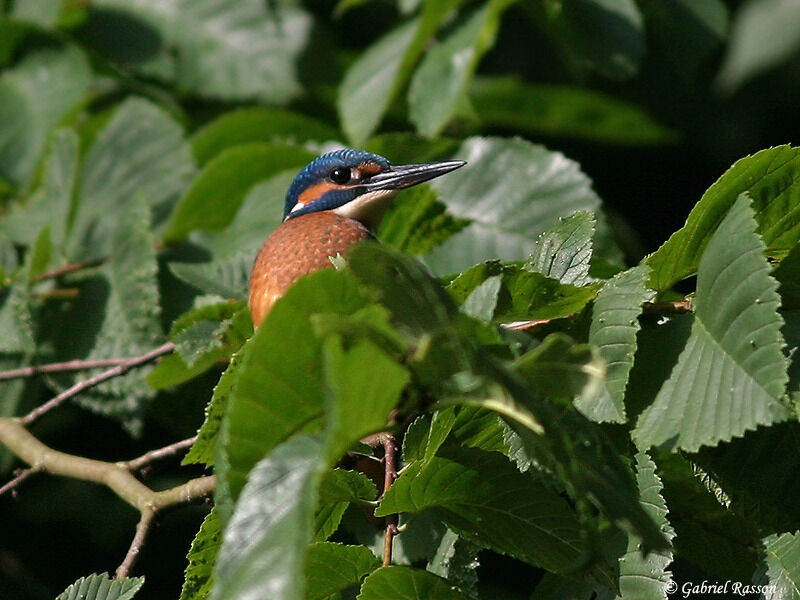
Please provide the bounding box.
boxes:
[333,189,398,230]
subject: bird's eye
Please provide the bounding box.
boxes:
[329,167,351,184]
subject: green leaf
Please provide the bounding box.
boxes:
[83,0,311,104]
[754,531,800,600]
[67,97,196,261]
[525,211,595,286]
[716,0,800,93]
[180,509,221,600]
[193,170,295,261]
[338,1,463,145]
[656,453,758,582]
[212,435,325,600]
[646,145,800,292]
[377,185,470,256]
[424,137,602,275]
[26,226,52,284]
[169,252,253,301]
[218,268,369,503]
[617,452,675,600]
[402,409,457,465]
[635,194,790,452]
[539,0,645,79]
[641,0,728,86]
[426,529,480,597]
[305,542,380,600]
[408,0,513,138]
[167,300,250,372]
[316,469,378,541]
[461,274,502,321]
[357,566,470,600]
[163,143,313,242]
[586,265,655,423]
[0,128,79,251]
[447,261,599,322]
[0,43,90,186]
[513,333,605,408]
[774,244,800,298]
[377,447,595,578]
[8,0,65,27]
[692,421,800,533]
[61,196,163,431]
[181,347,242,467]
[323,336,410,461]
[191,108,338,165]
[0,270,35,354]
[471,76,676,146]
[56,573,144,600]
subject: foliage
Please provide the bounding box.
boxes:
[1,1,800,600]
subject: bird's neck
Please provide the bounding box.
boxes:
[333,189,398,231]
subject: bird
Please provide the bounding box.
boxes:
[248,148,466,327]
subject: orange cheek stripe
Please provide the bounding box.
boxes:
[358,161,382,176]
[298,181,340,207]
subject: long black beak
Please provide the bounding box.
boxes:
[362,160,466,191]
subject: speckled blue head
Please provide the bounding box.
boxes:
[284,149,390,219]
[283,148,466,227]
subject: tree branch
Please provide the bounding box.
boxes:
[381,434,398,567]
[20,342,176,425]
[0,466,40,497]
[121,436,198,472]
[0,357,135,381]
[0,417,215,577]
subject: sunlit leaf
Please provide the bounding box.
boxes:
[67,97,196,261]
[525,211,595,286]
[635,194,790,452]
[586,265,655,423]
[212,435,325,600]
[304,542,380,600]
[646,145,800,292]
[358,566,470,600]
[180,509,221,600]
[84,0,312,103]
[617,452,675,600]
[56,573,144,600]
[0,43,90,186]
[424,137,602,275]
[754,531,800,600]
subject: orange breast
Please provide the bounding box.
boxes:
[249,211,372,327]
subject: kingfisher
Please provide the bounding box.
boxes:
[248,148,466,327]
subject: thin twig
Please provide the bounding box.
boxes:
[21,342,176,425]
[116,508,156,579]
[121,436,197,472]
[381,434,398,567]
[36,258,105,282]
[0,357,133,381]
[0,466,41,497]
